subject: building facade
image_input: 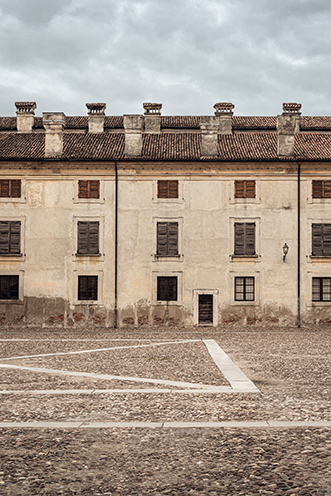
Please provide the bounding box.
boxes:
[1,101,331,327]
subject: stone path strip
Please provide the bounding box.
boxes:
[0,339,259,393]
[0,420,330,429]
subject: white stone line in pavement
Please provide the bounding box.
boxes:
[0,387,247,394]
[0,338,186,342]
[203,339,259,392]
[0,421,330,429]
[0,339,200,361]
[0,363,222,390]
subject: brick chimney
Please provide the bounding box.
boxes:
[200,103,234,158]
[123,115,143,158]
[15,102,36,133]
[214,102,234,134]
[43,112,65,158]
[86,103,106,133]
[143,103,162,133]
[277,103,301,158]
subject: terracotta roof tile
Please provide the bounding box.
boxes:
[63,133,124,160]
[161,116,200,129]
[295,134,331,160]
[0,133,44,159]
[142,133,201,160]
[232,116,277,130]
[300,116,331,130]
[218,133,278,160]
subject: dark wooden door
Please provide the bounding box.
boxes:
[198,294,213,324]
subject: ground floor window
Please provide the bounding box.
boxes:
[235,276,255,301]
[312,277,331,302]
[78,275,98,301]
[157,276,177,301]
[0,275,19,300]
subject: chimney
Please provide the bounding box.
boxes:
[200,118,219,158]
[214,102,234,134]
[43,112,65,158]
[143,103,162,133]
[123,114,143,158]
[277,103,301,158]
[15,102,36,133]
[86,103,106,133]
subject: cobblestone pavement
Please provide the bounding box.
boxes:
[0,326,330,495]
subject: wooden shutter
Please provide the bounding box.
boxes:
[198,294,213,324]
[158,181,168,198]
[234,223,255,255]
[10,180,21,198]
[312,181,323,198]
[0,222,9,253]
[312,224,323,256]
[245,181,255,198]
[88,222,99,254]
[78,180,89,198]
[245,223,256,255]
[323,224,331,256]
[77,222,99,254]
[168,222,178,255]
[89,181,100,198]
[9,222,21,254]
[157,222,168,255]
[0,180,10,198]
[235,181,245,198]
[168,181,178,198]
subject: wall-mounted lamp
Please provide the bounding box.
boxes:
[283,243,289,262]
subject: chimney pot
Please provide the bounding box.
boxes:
[15,101,36,132]
[86,103,106,133]
[143,102,162,133]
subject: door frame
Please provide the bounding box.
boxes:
[193,289,219,326]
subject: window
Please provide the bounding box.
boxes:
[235,277,255,301]
[157,276,177,301]
[0,221,21,254]
[157,180,178,199]
[234,223,255,256]
[78,180,100,199]
[312,277,331,302]
[78,275,98,300]
[157,222,178,256]
[312,223,331,257]
[0,275,19,300]
[312,180,331,199]
[0,180,21,198]
[77,222,99,255]
[235,180,255,199]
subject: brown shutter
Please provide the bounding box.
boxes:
[77,222,89,254]
[324,181,331,198]
[234,223,245,255]
[0,221,9,253]
[9,221,21,254]
[245,223,256,255]
[89,181,100,199]
[157,222,168,255]
[312,224,323,256]
[198,294,213,324]
[235,181,244,198]
[0,180,10,198]
[158,181,168,198]
[245,181,256,198]
[312,181,323,198]
[88,222,99,254]
[168,222,178,255]
[168,181,178,198]
[78,180,89,199]
[10,180,21,198]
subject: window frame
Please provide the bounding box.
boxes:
[73,270,103,304]
[230,270,260,306]
[311,223,331,257]
[76,221,100,256]
[234,276,255,302]
[0,179,26,204]
[157,276,178,301]
[230,179,260,204]
[230,217,261,261]
[152,179,183,204]
[153,217,183,261]
[73,216,104,261]
[234,180,256,199]
[152,271,183,306]
[73,179,105,204]
[0,270,24,303]
[0,217,25,261]
[312,277,331,302]
[78,275,98,301]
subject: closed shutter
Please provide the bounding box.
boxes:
[157,180,178,199]
[245,181,255,198]
[77,222,99,254]
[78,180,89,198]
[0,180,10,198]
[89,181,100,198]
[323,224,331,256]
[0,221,20,254]
[234,223,255,256]
[157,222,178,256]
[312,181,323,198]
[235,180,255,198]
[10,180,21,198]
[198,294,213,324]
[312,224,331,256]
[235,181,245,198]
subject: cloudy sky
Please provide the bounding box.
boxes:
[0,0,331,117]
